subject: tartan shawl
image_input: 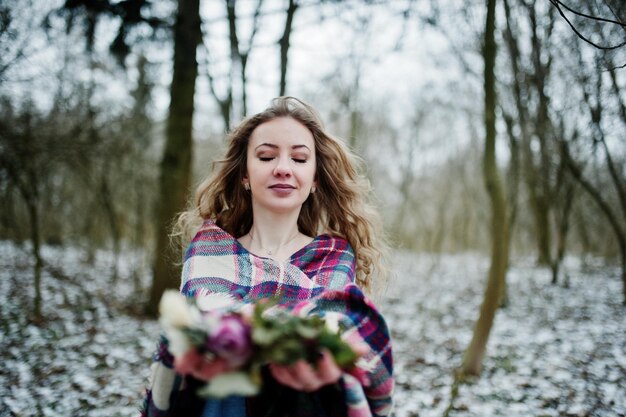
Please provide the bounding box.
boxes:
[143,219,394,417]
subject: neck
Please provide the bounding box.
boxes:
[248,207,301,250]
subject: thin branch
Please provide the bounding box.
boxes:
[549,0,626,50]
[199,36,232,129]
[608,63,626,124]
[604,62,626,71]
[247,0,264,49]
[561,139,625,246]
[551,0,626,27]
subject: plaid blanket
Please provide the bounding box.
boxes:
[143,219,394,417]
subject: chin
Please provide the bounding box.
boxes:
[268,204,304,214]
[256,200,306,215]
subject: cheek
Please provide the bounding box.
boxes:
[245,160,263,183]
[298,165,315,182]
[309,163,317,182]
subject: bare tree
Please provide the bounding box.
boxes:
[148,0,201,316]
[561,138,626,302]
[548,0,626,53]
[460,0,509,377]
[202,0,264,130]
[0,103,46,321]
[227,0,263,117]
[279,0,299,96]
[0,97,91,321]
[525,1,558,266]
[0,2,32,82]
[550,127,577,286]
[560,40,626,302]
[500,0,584,271]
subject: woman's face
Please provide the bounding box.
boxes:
[245,117,317,217]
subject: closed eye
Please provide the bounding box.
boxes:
[293,158,307,163]
[259,157,274,162]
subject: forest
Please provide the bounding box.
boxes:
[0,0,624,416]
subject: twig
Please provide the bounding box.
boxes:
[551,0,626,27]
[549,0,626,50]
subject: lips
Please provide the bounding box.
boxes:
[269,184,295,189]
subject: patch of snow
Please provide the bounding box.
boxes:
[0,242,624,416]
[381,252,625,417]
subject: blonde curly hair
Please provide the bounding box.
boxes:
[176,97,388,293]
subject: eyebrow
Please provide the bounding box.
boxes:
[254,143,311,151]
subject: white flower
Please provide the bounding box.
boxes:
[324,312,342,334]
[166,328,191,357]
[159,290,194,329]
[196,372,260,398]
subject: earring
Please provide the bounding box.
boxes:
[311,186,316,194]
[244,183,250,191]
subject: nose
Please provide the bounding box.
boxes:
[273,155,292,177]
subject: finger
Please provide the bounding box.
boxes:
[353,342,369,357]
[271,361,321,392]
[293,359,341,392]
[270,363,302,389]
[192,357,229,381]
[173,349,202,375]
[316,350,342,385]
[288,360,321,392]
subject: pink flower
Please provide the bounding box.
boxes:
[208,315,253,368]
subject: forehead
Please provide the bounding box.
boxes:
[248,117,315,149]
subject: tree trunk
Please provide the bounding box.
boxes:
[133,183,146,296]
[26,192,43,322]
[531,2,557,268]
[608,63,626,303]
[609,65,626,126]
[503,0,545,267]
[279,0,298,96]
[100,170,120,283]
[240,0,263,116]
[501,113,520,307]
[433,193,448,253]
[501,2,522,303]
[12,165,44,322]
[148,0,200,316]
[621,248,626,305]
[460,0,508,377]
[511,0,556,267]
[534,195,552,265]
[226,0,248,118]
[562,141,626,304]
[574,50,626,302]
[551,182,574,285]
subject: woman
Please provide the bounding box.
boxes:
[142,97,393,417]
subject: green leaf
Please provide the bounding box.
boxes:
[252,326,282,345]
[295,322,320,339]
[182,327,208,347]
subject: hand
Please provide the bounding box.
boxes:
[268,350,343,392]
[174,349,231,381]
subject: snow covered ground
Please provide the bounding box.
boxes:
[0,242,624,417]
[385,254,625,417]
